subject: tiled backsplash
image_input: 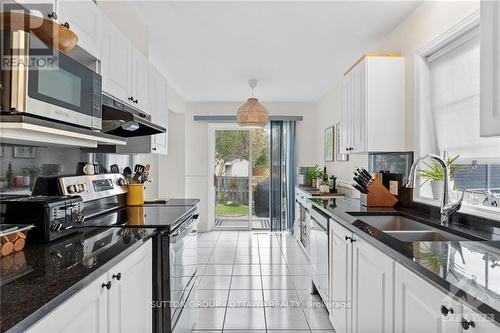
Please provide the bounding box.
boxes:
[0,145,133,194]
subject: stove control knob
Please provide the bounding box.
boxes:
[81,183,87,191]
[75,213,85,224]
[67,185,76,194]
[117,178,127,187]
[77,184,86,192]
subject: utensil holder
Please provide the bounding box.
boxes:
[127,184,145,206]
[360,181,398,207]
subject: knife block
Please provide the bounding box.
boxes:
[360,181,398,207]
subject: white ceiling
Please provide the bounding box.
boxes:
[134,1,420,102]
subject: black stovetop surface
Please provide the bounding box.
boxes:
[82,204,196,231]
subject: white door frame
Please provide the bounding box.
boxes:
[208,123,253,231]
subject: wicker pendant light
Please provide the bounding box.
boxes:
[237,79,269,127]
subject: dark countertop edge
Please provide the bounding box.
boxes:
[309,199,500,327]
[4,233,156,333]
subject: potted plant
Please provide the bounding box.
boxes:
[418,154,460,200]
[306,164,324,189]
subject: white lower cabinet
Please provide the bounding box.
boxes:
[108,240,153,333]
[461,304,500,333]
[395,263,462,333]
[26,272,108,333]
[329,220,352,333]
[26,240,152,333]
[329,220,394,333]
[351,236,393,333]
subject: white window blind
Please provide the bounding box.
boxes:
[427,30,500,162]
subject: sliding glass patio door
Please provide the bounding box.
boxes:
[209,125,270,230]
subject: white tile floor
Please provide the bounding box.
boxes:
[189,231,335,332]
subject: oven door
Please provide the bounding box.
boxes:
[22,33,102,129]
[169,213,199,331]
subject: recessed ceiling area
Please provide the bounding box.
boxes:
[134,1,421,102]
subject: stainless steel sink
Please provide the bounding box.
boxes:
[384,230,467,242]
[353,214,468,242]
[355,215,434,232]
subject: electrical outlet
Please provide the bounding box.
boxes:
[389,180,399,195]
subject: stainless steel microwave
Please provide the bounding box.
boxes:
[0,30,102,130]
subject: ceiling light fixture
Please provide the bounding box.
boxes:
[236,79,269,127]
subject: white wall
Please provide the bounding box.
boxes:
[185,102,317,231]
[158,110,186,199]
[315,1,480,185]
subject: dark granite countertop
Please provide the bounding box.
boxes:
[309,197,500,326]
[0,227,156,333]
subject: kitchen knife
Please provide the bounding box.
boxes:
[360,168,373,180]
[353,176,369,191]
[353,183,368,194]
[355,170,371,184]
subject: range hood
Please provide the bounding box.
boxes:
[101,94,165,137]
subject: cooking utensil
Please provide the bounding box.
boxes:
[140,164,151,184]
[132,164,145,182]
[110,164,120,173]
[123,167,132,177]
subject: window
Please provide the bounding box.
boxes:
[417,24,500,214]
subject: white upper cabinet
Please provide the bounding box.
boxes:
[340,55,405,153]
[100,16,132,103]
[100,17,150,112]
[130,48,151,112]
[57,0,102,59]
[480,0,500,137]
[149,65,169,155]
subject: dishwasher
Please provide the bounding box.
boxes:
[310,206,330,308]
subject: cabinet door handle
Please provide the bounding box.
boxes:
[128,96,134,102]
[102,281,112,290]
[440,305,454,316]
[461,318,475,330]
[112,272,122,281]
[152,147,157,151]
[133,99,138,104]
[345,235,351,241]
[48,12,58,20]
[63,22,70,29]
[350,237,356,243]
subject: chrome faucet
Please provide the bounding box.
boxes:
[406,154,465,226]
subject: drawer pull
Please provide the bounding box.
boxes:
[440,305,453,316]
[102,281,112,290]
[461,318,475,330]
[112,273,122,281]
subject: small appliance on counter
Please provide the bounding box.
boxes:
[1,196,84,242]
